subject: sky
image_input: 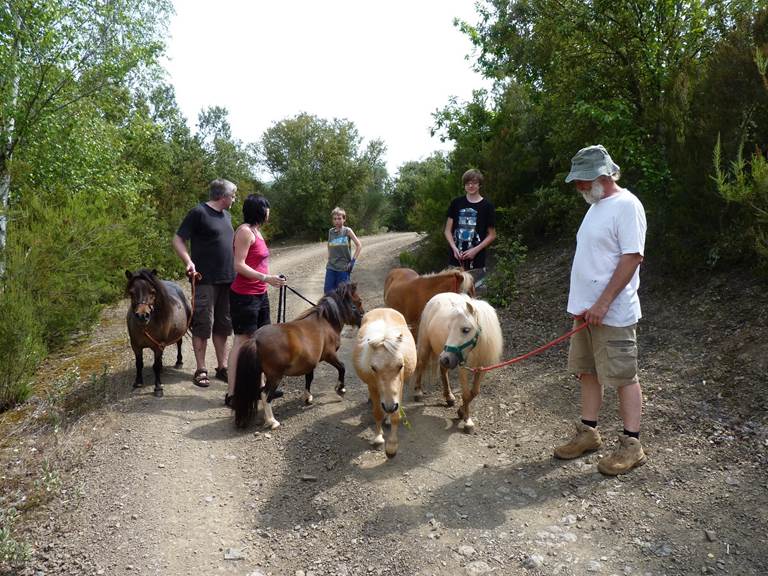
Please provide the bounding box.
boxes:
[164,1,490,177]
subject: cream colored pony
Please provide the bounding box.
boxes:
[413,292,503,432]
[353,308,417,458]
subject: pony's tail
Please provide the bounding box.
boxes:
[233,340,262,428]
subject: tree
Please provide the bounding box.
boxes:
[259,113,388,237]
[435,0,768,269]
[0,0,171,273]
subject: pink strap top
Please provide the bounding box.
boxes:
[230,234,269,295]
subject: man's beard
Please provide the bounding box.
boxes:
[581,180,604,205]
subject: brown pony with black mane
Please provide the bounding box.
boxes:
[125,268,191,397]
[233,282,363,429]
[383,267,476,337]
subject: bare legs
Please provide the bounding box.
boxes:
[192,333,230,373]
[579,373,642,433]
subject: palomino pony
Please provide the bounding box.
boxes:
[383,267,475,337]
[353,308,416,458]
[125,268,191,397]
[233,282,363,429]
[413,292,503,432]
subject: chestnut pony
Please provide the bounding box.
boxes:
[353,308,416,458]
[233,282,363,429]
[413,292,502,433]
[383,267,475,337]
[125,269,191,397]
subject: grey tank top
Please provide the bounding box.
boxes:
[327,226,352,271]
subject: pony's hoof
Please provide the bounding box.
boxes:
[462,418,475,433]
[174,361,183,368]
[304,394,314,405]
[153,388,164,398]
[266,420,281,430]
[385,448,398,459]
[132,382,144,389]
[335,385,346,397]
[446,397,456,407]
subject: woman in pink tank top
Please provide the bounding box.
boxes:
[226,194,287,407]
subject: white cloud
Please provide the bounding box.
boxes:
[164,0,490,176]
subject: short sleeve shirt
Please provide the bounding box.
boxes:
[176,202,235,285]
[446,196,496,269]
[567,189,647,327]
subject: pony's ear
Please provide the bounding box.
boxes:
[125,270,133,280]
[466,302,475,316]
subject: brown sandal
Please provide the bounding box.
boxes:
[193,368,210,388]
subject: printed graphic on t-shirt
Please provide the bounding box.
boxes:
[454,207,480,251]
[329,235,348,248]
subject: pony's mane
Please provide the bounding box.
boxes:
[464,297,503,367]
[422,268,475,294]
[127,268,170,312]
[422,293,503,368]
[296,283,356,330]
[363,319,404,356]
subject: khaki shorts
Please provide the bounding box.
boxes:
[191,284,232,338]
[567,321,639,387]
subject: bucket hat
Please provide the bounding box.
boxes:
[565,145,620,183]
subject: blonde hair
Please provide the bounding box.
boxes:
[331,207,347,219]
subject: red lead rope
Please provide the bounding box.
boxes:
[462,319,590,374]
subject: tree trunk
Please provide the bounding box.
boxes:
[0,169,8,278]
[0,10,21,279]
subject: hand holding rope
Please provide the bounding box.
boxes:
[462,318,589,374]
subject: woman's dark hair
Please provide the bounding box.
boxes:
[243,194,270,225]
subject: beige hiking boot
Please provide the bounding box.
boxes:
[597,435,647,476]
[553,422,602,459]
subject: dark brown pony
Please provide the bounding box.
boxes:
[233,282,363,429]
[383,267,476,337]
[125,269,191,397]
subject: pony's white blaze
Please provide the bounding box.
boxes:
[414,292,503,432]
[353,308,416,458]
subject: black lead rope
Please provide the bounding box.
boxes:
[275,280,315,324]
[277,284,286,323]
[285,285,316,308]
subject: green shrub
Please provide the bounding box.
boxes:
[398,232,447,273]
[0,279,45,411]
[0,508,30,566]
[713,136,768,267]
[516,186,582,246]
[486,236,528,308]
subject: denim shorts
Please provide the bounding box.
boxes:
[191,283,232,338]
[229,290,271,335]
[567,321,639,387]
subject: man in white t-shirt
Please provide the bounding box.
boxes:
[554,145,648,476]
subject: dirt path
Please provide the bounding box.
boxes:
[4,233,768,576]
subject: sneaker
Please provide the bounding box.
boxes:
[554,421,603,459]
[597,435,647,476]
